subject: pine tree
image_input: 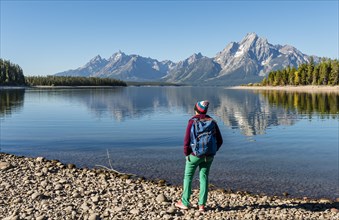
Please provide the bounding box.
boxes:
[307,57,315,85]
[288,67,296,85]
[319,61,330,85]
[294,71,300,85]
[312,66,320,85]
[0,59,26,86]
[261,58,339,86]
[329,60,339,85]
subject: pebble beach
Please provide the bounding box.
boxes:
[0,153,338,220]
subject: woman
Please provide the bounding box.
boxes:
[175,100,223,212]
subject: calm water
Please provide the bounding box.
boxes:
[1,87,338,199]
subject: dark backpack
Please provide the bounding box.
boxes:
[190,118,217,157]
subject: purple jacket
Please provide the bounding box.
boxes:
[183,114,223,157]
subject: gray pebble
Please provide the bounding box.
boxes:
[35,215,46,220]
[156,193,168,203]
[36,157,44,162]
[130,208,140,215]
[88,213,100,220]
[54,184,63,190]
[31,192,41,200]
[167,207,176,214]
[91,196,100,203]
[0,162,12,171]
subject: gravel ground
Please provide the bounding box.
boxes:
[0,153,338,220]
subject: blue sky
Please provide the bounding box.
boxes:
[1,0,338,76]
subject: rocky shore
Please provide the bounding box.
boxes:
[0,153,338,220]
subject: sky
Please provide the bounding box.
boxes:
[1,0,338,76]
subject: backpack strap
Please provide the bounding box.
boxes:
[192,117,216,139]
[192,118,199,135]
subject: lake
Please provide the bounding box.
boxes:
[1,87,338,199]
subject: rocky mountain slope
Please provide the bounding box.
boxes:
[55,33,318,85]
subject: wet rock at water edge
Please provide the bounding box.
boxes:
[67,163,76,169]
[120,174,130,180]
[36,157,45,162]
[158,179,166,186]
[283,192,289,197]
[318,198,332,203]
[215,188,226,193]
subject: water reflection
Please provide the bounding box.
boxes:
[2,88,338,136]
[0,89,25,117]
[260,90,339,117]
[214,90,289,136]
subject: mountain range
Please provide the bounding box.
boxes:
[55,33,319,85]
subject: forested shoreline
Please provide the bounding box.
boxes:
[25,76,127,87]
[260,58,339,86]
[0,58,127,87]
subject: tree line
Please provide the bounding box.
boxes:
[25,76,127,87]
[0,59,25,85]
[0,58,127,87]
[261,58,339,86]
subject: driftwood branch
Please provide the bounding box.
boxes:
[94,149,136,177]
[106,149,113,170]
[94,164,136,176]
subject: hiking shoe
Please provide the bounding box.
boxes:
[198,205,205,212]
[175,200,188,210]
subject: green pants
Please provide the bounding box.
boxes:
[181,155,214,206]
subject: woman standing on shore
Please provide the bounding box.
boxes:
[175,100,223,212]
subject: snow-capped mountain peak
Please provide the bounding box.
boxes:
[187,52,203,65]
[240,32,258,45]
[55,33,318,85]
[110,51,127,61]
[89,55,103,62]
[214,32,314,81]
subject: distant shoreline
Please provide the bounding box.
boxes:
[0,83,183,89]
[0,85,125,90]
[229,85,339,93]
[1,85,339,92]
